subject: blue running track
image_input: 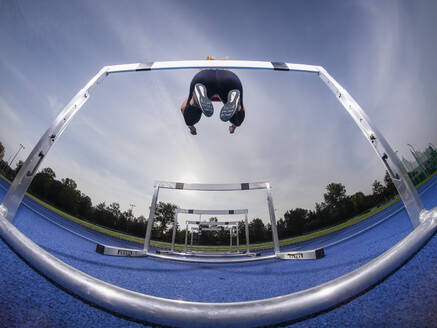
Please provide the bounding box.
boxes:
[0,176,436,327]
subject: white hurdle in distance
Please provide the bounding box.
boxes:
[186,221,238,254]
[166,208,254,257]
[185,221,241,256]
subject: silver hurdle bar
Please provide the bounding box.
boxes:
[170,208,250,254]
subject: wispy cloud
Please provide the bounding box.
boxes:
[0,97,20,123]
[47,95,65,118]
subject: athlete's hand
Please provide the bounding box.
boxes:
[189,126,197,135]
[229,125,236,134]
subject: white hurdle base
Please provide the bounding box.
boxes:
[156,250,261,257]
[97,244,324,261]
[96,244,147,257]
[277,248,325,260]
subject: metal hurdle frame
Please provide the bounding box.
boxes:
[1,60,436,327]
[185,221,237,253]
[186,223,235,253]
[97,182,321,261]
[184,220,241,256]
[169,208,251,255]
[143,181,281,255]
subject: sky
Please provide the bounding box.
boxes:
[1,0,437,231]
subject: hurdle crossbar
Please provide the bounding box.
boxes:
[156,181,269,191]
[174,210,247,255]
[177,209,248,215]
[186,220,240,225]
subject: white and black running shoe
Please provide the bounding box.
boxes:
[220,89,240,122]
[194,83,214,117]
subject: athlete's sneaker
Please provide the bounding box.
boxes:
[194,83,214,117]
[220,89,240,122]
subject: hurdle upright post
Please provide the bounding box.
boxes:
[144,184,160,252]
[244,213,250,253]
[171,210,178,252]
[184,222,188,253]
[230,226,233,252]
[236,224,240,252]
[266,183,280,254]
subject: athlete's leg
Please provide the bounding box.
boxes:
[216,70,244,122]
[187,70,216,117]
[181,99,202,135]
[181,98,202,135]
[181,70,219,134]
[228,107,245,133]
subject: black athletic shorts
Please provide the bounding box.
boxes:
[183,70,245,126]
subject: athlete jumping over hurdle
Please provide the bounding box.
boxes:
[180,56,245,135]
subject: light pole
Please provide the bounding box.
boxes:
[407,144,429,177]
[9,144,25,169]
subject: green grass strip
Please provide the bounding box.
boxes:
[0,174,145,244]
